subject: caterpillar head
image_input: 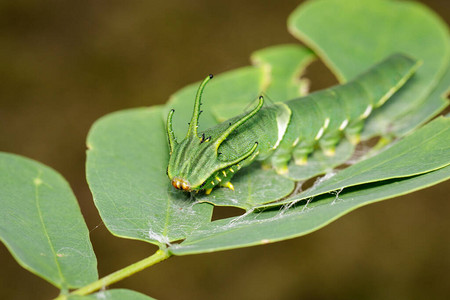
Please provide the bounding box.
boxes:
[166,75,262,193]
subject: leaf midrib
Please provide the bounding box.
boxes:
[34,171,67,288]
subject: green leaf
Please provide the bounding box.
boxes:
[86,106,213,246]
[0,153,97,289]
[194,164,295,209]
[288,0,449,137]
[392,64,450,135]
[261,116,450,208]
[212,45,315,122]
[68,289,155,300]
[170,164,450,255]
[250,44,315,100]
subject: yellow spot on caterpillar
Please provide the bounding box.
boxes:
[210,181,215,186]
[323,118,330,129]
[221,181,235,191]
[295,156,308,165]
[236,164,241,169]
[275,166,289,175]
[292,137,300,147]
[222,170,227,177]
[215,176,222,182]
[324,147,336,156]
[229,168,235,173]
[205,189,213,195]
[348,134,360,145]
[261,162,272,170]
[339,119,349,131]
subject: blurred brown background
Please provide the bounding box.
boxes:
[0,0,449,299]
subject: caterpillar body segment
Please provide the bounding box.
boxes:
[167,54,420,193]
[268,53,420,173]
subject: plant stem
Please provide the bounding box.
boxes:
[54,249,171,299]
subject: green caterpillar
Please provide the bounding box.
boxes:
[166,54,420,194]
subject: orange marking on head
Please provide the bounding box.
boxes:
[171,180,179,189]
[171,178,191,191]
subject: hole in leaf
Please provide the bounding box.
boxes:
[169,239,185,245]
[301,175,321,191]
[211,205,246,221]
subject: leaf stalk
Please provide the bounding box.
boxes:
[54,249,171,299]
